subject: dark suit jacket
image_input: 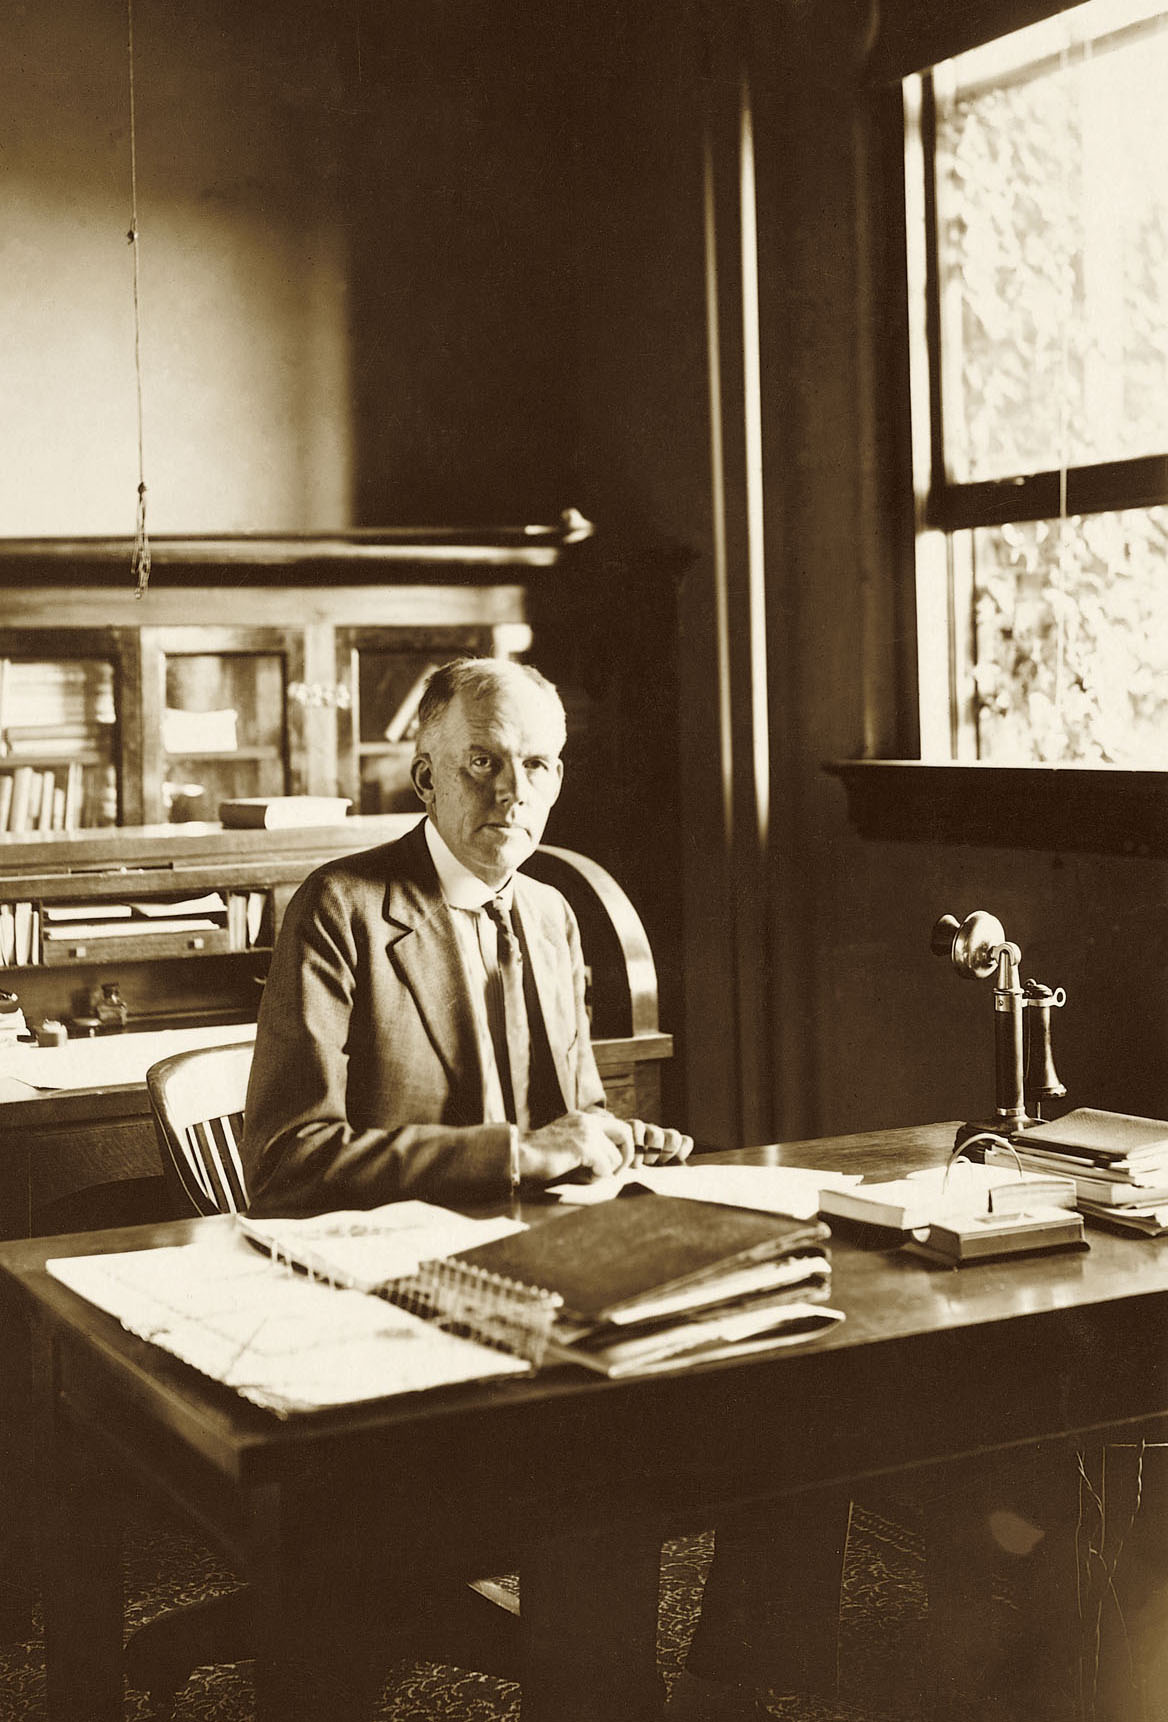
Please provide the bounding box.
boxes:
[241,817,606,1216]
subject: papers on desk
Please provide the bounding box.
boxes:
[47,1226,531,1418]
[239,1200,526,1293]
[0,1021,256,1091]
[548,1162,862,1219]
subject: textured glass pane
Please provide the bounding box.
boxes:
[935,3,1168,480]
[970,507,1168,763]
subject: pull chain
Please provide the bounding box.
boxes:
[127,0,151,597]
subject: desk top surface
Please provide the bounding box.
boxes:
[2,1121,1166,1487]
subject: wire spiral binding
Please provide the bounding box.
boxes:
[387,1259,563,1368]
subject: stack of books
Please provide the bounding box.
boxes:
[244,1194,843,1383]
[990,1109,1168,1237]
[819,1159,1084,1263]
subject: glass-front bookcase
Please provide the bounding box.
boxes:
[0,635,124,831]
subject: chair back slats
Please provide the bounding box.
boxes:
[184,1112,247,1214]
[146,1039,256,1218]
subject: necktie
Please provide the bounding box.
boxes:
[484,897,530,1131]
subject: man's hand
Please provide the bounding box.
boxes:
[630,1119,694,1166]
[518,1111,636,1184]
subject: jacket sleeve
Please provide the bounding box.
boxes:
[241,869,512,1217]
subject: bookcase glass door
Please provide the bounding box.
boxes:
[0,651,120,832]
[336,628,514,816]
[143,628,307,824]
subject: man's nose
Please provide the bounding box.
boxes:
[495,758,529,803]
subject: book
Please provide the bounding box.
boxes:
[554,1293,846,1378]
[42,902,134,922]
[218,795,352,829]
[8,765,35,834]
[63,759,83,831]
[245,889,268,945]
[1017,1110,1168,1168]
[41,917,221,941]
[37,769,56,831]
[1076,1199,1168,1237]
[447,1195,830,1326]
[985,1144,1168,1207]
[0,774,12,834]
[0,904,14,966]
[127,893,227,918]
[245,1196,839,1381]
[12,901,34,966]
[905,1206,1086,1264]
[818,1162,1075,1233]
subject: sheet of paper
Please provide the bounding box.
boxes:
[47,1228,529,1417]
[0,1021,255,1092]
[549,1162,862,1218]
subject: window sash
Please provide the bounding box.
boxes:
[916,65,1168,533]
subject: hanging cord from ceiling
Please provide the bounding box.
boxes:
[126,0,151,598]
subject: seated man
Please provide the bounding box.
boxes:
[243,656,691,1213]
[242,655,694,1720]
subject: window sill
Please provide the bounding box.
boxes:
[825,761,1168,859]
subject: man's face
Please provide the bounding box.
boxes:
[412,679,565,887]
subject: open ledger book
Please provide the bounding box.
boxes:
[48,1195,843,1415]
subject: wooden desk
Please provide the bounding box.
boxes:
[0,1025,258,1240]
[2,1122,1167,1720]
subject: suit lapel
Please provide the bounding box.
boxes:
[383,824,483,1101]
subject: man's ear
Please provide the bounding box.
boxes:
[548,758,564,807]
[410,754,434,804]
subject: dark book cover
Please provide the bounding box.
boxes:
[451,1194,830,1323]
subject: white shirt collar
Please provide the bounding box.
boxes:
[424,819,514,912]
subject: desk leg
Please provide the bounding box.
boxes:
[36,1332,124,1722]
[247,1486,388,1722]
[919,1445,1080,1722]
[520,1519,665,1722]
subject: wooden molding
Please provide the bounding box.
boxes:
[826,760,1168,858]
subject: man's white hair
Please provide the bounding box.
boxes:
[414,657,566,754]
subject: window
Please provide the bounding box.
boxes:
[906,0,1168,768]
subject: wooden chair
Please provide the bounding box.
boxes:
[146,1037,255,1218]
[133,1037,521,1718]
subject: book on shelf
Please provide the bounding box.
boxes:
[42,902,133,923]
[382,667,432,743]
[36,769,56,831]
[63,760,83,831]
[0,774,13,834]
[42,916,221,942]
[127,893,228,919]
[1016,1109,1168,1169]
[246,889,267,945]
[12,901,35,966]
[904,1205,1086,1264]
[0,904,14,966]
[8,765,35,834]
[219,795,352,829]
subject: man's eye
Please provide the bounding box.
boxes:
[526,758,550,774]
[469,754,493,771]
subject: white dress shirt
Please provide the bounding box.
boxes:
[424,819,515,1124]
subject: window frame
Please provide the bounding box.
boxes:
[832,4,1168,858]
